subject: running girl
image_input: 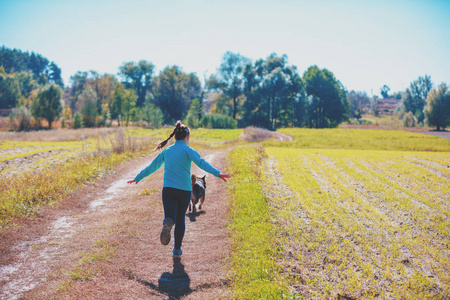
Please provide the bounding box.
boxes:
[127,121,231,258]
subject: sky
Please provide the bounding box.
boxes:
[0,0,449,97]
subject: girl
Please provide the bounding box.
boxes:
[127,121,231,258]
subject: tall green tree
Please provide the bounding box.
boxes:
[110,83,136,126]
[78,86,98,127]
[121,88,137,126]
[29,52,49,78]
[242,54,305,130]
[303,65,348,128]
[0,66,21,109]
[402,75,433,124]
[89,71,117,114]
[152,66,201,124]
[67,71,89,111]
[110,83,125,125]
[424,83,450,131]
[118,60,155,107]
[207,51,250,119]
[380,85,390,99]
[46,61,64,87]
[15,71,37,101]
[31,83,63,129]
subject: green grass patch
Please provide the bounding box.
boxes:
[139,188,159,196]
[189,128,242,141]
[227,146,289,299]
[268,128,450,152]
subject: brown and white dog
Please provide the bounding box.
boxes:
[189,174,206,214]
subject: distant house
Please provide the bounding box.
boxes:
[376,98,401,115]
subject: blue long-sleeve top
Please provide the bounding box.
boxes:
[133,140,221,191]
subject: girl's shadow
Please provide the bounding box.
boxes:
[137,259,191,299]
[187,210,206,222]
[157,259,191,298]
[131,257,231,298]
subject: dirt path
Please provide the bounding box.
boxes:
[408,130,450,139]
[0,149,231,299]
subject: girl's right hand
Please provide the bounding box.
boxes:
[127,180,138,184]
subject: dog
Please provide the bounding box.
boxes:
[189,174,206,214]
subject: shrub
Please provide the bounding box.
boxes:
[185,98,203,129]
[241,126,274,142]
[73,112,83,129]
[105,112,112,127]
[95,115,105,127]
[201,113,237,129]
[403,111,417,127]
[9,106,34,131]
[134,102,164,128]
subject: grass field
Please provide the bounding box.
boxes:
[268,128,450,152]
[227,128,450,299]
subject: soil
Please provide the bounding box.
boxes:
[0,149,231,299]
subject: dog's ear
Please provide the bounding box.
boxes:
[201,175,206,180]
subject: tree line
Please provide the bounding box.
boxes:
[1,46,449,131]
[346,75,449,131]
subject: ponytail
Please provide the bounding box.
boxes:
[154,121,182,151]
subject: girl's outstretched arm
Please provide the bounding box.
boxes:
[187,147,221,177]
[129,150,166,184]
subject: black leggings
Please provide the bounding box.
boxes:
[162,187,191,249]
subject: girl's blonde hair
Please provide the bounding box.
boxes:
[155,120,190,151]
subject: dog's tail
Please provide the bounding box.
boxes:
[191,174,196,187]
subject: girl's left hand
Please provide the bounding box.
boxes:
[127,180,138,184]
[219,173,231,182]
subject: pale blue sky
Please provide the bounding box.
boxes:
[0,0,449,96]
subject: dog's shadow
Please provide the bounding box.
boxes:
[135,259,191,299]
[187,210,206,222]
